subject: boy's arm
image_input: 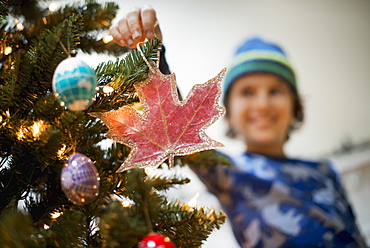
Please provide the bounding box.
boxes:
[179,150,232,196]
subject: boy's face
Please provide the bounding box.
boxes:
[226,73,294,156]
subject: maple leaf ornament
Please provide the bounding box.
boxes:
[91,67,226,172]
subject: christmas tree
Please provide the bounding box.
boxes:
[0,1,227,247]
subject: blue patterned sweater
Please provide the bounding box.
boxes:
[193,152,366,248]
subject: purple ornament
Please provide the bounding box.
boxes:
[61,153,100,205]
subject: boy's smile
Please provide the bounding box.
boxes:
[226,73,295,157]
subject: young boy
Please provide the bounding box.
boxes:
[110,6,366,247]
[193,36,366,247]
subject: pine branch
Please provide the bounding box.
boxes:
[0,209,39,248]
[6,0,40,22]
[89,37,163,112]
[150,174,191,191]
[98,169,163,247]
[160,200,226,248]
[98,168,226,248]
[26,13,83,83]
[2,13,84,116]
[100,201,149,247]
[40,0,126,57]
[38,209,88,248]
[0,0,14,21]
[179,150,232,170]
[95,37,162,88]
[79,34,128,56]
[0,121,65,215]
[1,0,127,67]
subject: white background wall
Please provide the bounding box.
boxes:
[75,0,370,247]
[94,0,370,159]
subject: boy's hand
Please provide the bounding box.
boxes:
[109,5,162,49]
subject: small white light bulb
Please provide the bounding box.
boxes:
[49,3,58,12]
[4,47,12,55]
[102,35,113,44]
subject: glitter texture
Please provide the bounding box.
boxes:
[91,67,226,172]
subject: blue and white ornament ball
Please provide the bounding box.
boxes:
[61,153,100,205]
[52,57,98,111]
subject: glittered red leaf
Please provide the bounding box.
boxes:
[91,67,226,172]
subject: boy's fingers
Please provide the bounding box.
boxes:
[141,5,156,39]
[109,6,162,48]
[126,7,143,41]
[109,25,126,46]
[117,18,135,47]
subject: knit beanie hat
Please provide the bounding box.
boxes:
[223,37,297,103]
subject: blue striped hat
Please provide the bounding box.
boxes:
[223,37,297,102]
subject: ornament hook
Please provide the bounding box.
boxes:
[136,41,160,74]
